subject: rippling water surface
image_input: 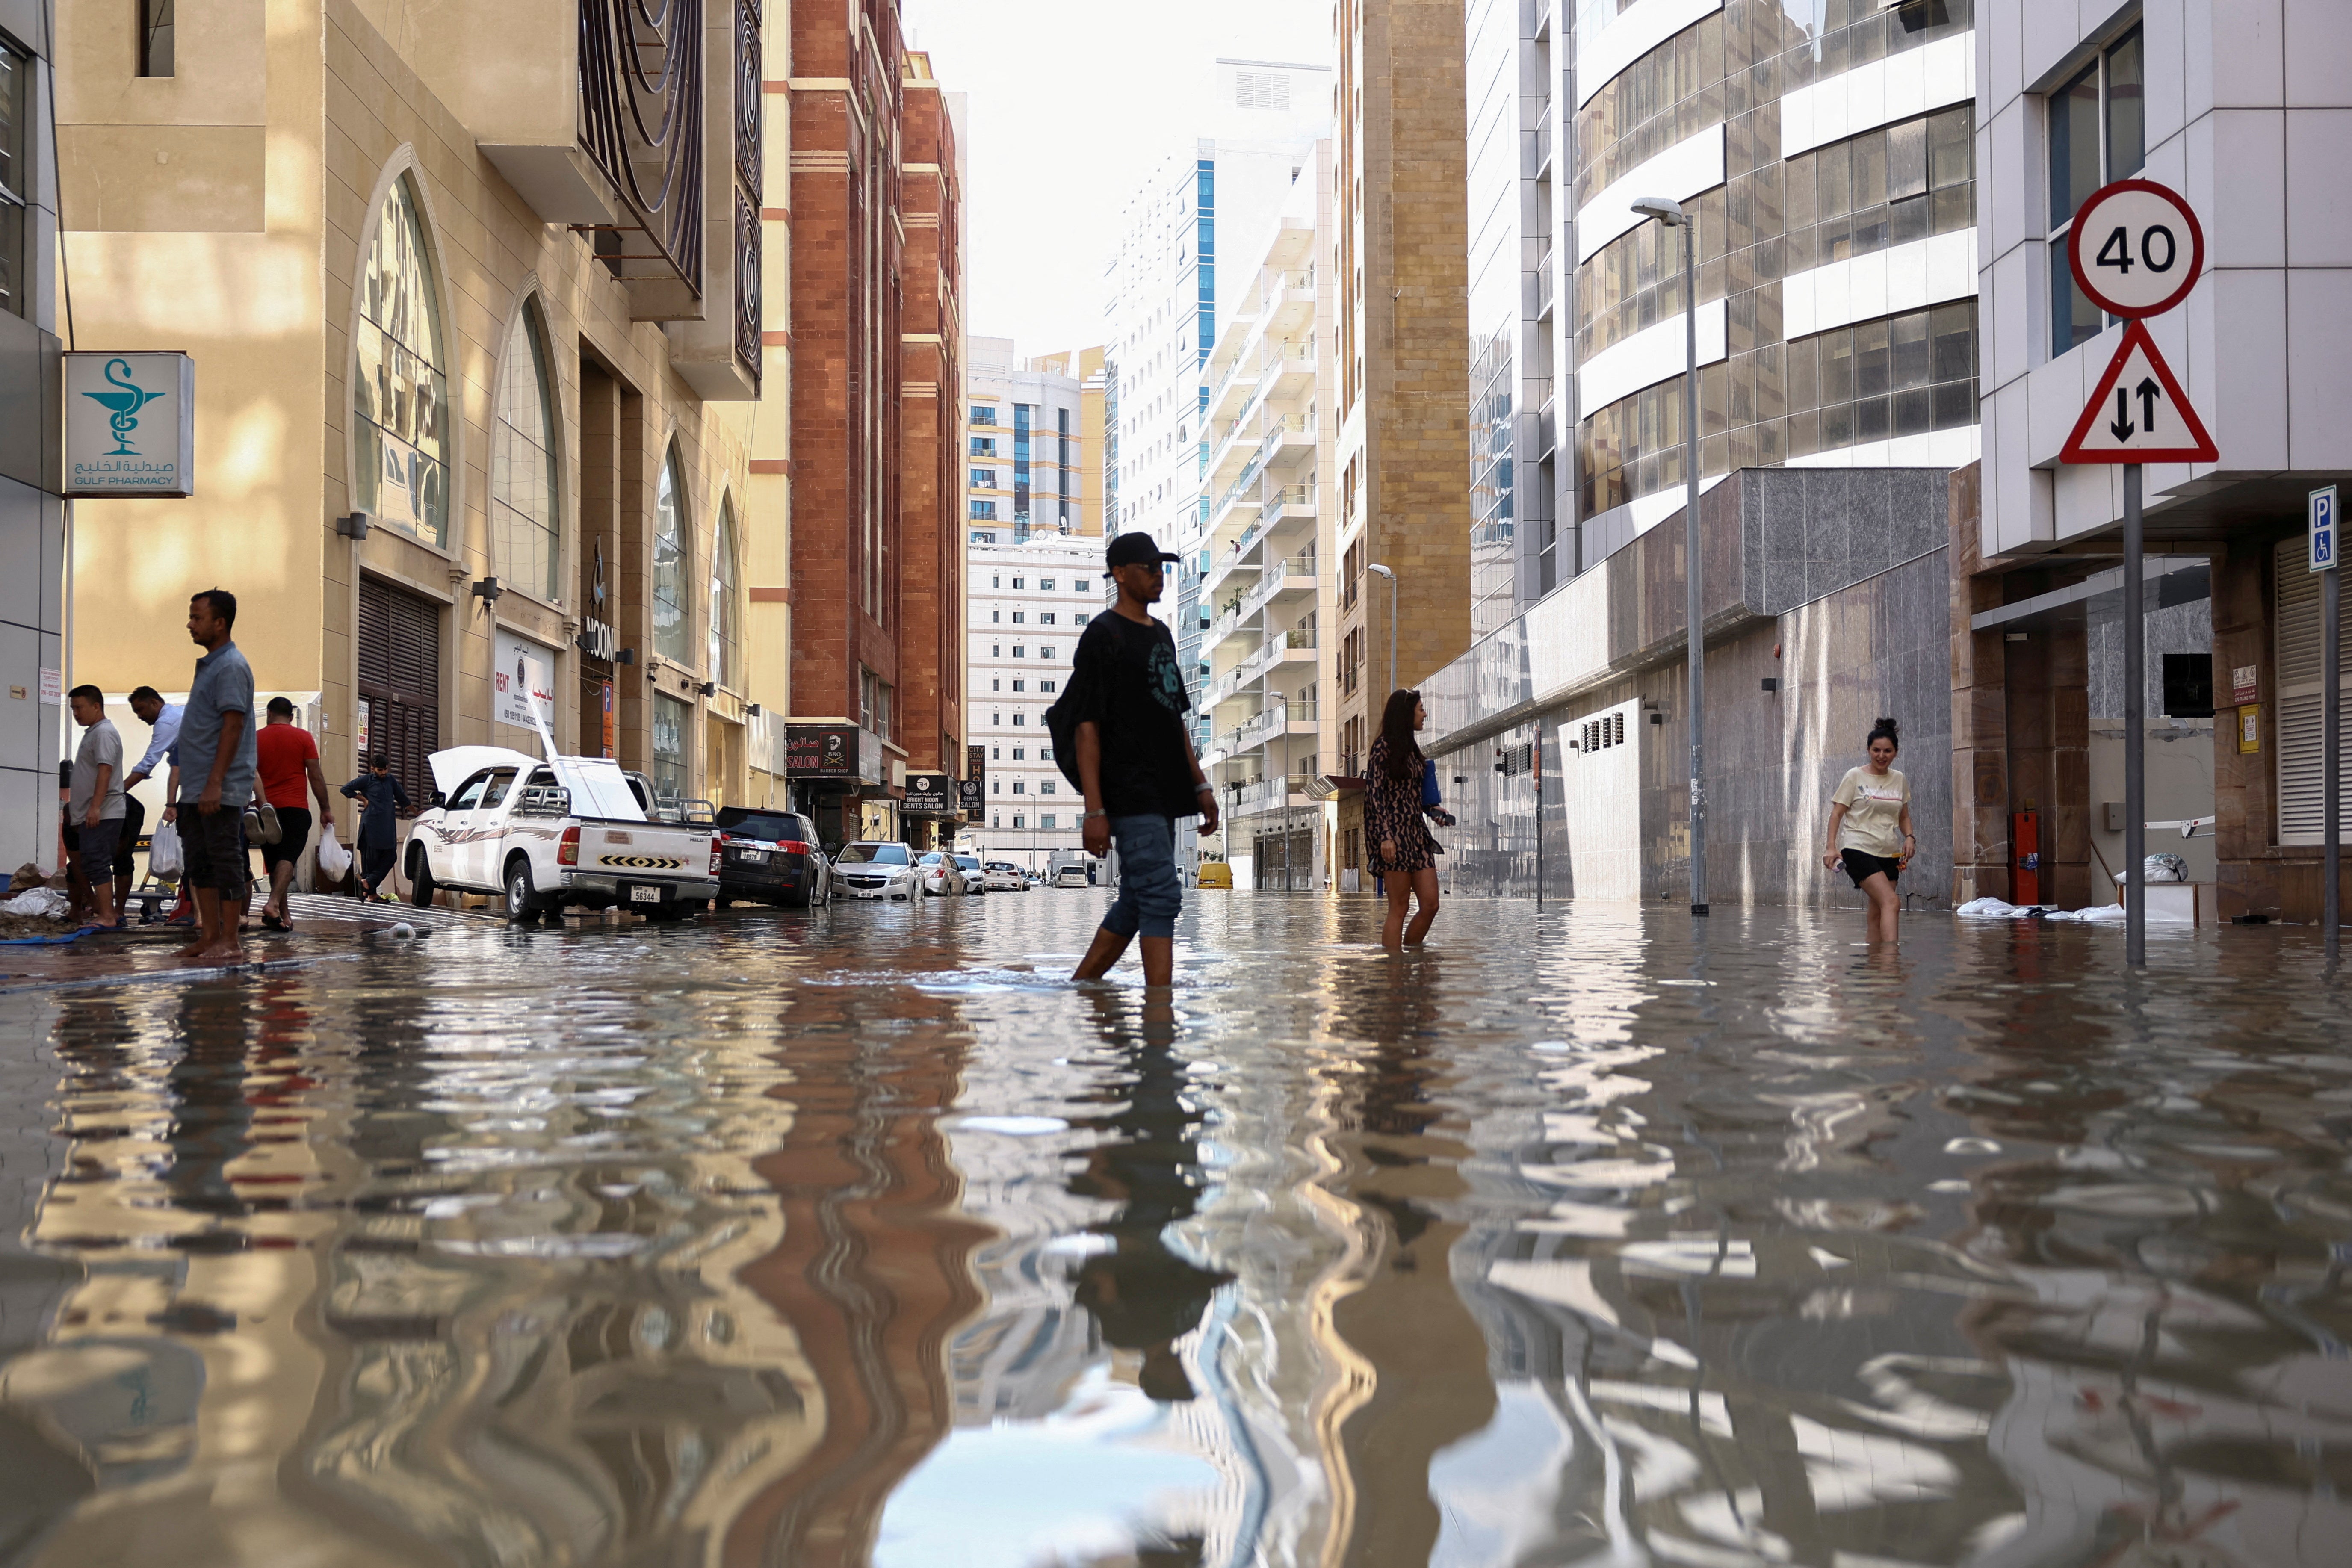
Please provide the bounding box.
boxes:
[0,896,2346,1567]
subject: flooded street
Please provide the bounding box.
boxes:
[1,895,2347,1568]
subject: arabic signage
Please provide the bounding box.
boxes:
[493,630,558,731]
[786,723,881,783]
[903,773,953,816]
[64,352,197,498]
[965,743,987,821]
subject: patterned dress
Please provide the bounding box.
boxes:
[1364,738,1438,874]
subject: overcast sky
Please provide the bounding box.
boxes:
[902,0,1331,361]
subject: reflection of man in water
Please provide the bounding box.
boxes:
[1070,991,1233,1402]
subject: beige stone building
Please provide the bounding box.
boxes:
[1331,0,1473,883]
[55,0,776,857]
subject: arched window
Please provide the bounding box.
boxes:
[709,495,740,690]
[353,174,450,546]
[490,297,559,601]
[652,446,691,664]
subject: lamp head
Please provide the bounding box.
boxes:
[1631,195,1687,226]
[1366,563,1396,581]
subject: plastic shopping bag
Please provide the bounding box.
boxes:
[148,820,183,878]
[316,821,352,882]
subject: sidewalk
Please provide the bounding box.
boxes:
[0,891,501,992]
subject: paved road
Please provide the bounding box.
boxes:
[0,892,2343,1566]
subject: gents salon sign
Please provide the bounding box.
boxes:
[63,352,197,498]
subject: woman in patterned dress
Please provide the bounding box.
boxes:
[1365,688,1453,950]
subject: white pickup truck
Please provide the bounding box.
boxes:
[405,745,720,921]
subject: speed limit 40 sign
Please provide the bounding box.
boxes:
[2068,178,2206,319]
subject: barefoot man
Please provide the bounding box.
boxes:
[174,589,257,963]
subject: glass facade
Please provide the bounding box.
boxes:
[2047,25,2144,355]
[0,43,24,320]
[1571,0,1977,534]
[652,447,691,665]
[490,298,560,601]
[650,692,689,806]
[353,175,451,546]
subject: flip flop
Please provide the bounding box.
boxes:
[260,913,290,932]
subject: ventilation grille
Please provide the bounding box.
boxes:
[1235,71,1292,111]
[2273,535,2347,845]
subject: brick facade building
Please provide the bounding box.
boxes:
[783,0,963,847]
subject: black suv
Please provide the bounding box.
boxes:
[712,809,833,908]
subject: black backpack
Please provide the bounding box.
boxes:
[1046,688,1084,791]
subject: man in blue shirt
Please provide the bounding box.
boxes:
[121,685,184,917]
[175,589,257,961]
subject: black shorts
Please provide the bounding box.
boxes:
[180,805,251,899]
[1841,848,1902,889]
[262,807,312,870]
[116,794,144,876]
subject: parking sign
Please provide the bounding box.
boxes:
[2315,486,2340,574]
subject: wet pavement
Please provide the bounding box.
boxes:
[0,892,2346,1568]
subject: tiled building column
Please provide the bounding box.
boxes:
[1948,465,2011,903]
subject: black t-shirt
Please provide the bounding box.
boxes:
[1065,610,1197,818]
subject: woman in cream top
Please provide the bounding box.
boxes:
[1821,717,1914,944]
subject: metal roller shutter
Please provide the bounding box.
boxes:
[2274,537,2346,846]
[356,576,442,801]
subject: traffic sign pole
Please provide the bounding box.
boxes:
[2124,464,2146,969]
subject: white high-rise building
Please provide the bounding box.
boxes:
[965,532,1105,872]
[1104,59,1333,754]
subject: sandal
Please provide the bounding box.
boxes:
[260,912,291,932]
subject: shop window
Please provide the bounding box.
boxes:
[354,174,452,546]
[490,298,560,600]
[2162,654,2213,719]
[651,693,689,805]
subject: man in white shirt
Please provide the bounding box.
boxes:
[121,685,185,916]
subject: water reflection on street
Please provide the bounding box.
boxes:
[0,896,2347,1566]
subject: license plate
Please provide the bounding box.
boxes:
[734,848,769,864]
[629,885,662,904]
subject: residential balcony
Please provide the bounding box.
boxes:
[1230,772,1321,817]
[1207,627,1316,706]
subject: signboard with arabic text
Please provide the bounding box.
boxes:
[64,352,197,498]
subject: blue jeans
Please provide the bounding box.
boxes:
[1100,814,1182,941]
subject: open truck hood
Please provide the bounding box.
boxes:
[424,747,647,823]
[426,746,542,799]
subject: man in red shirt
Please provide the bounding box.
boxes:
[253,697,334,930]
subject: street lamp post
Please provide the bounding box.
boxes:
[1367,562,1398,696]
[1631,195,1708,917]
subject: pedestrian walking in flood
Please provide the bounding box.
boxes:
[1058,532,1220,987]
[1823,717,1914,944]
[65,686,126,930]
[341,755,412,901]
[119,685,182,918]
[174,590,259,962]
[254,697,335,930]
[1365,688,1453,951]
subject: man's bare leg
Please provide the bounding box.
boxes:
[267,861,295,921]
[180,886,220,957]
[1073,926,1132,980]
[1137,936,1174,987]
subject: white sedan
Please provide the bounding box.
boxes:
[915,851,960,897]
[836,842,918,900]
[983,861,1028,892]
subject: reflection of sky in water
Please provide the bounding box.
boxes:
[1427,1381,1576,1568]
[875,1367,1223,1568]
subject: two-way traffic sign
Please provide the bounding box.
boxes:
[2058,319,2219,464]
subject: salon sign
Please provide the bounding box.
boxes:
[62,352,196,498]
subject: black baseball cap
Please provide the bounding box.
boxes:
[1105,532,1182,571]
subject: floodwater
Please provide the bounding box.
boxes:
[0,895,2346,1568]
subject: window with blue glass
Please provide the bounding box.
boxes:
[1196,161,1216,360]
[1013,405,1031,522]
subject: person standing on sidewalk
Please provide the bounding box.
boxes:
[1365,688,1452,950]
[1821,717,1913,945]
[340,754,411,900]
[117,685,183,917]
[65,686,127,930]
[174,589,259,962]
[1062,532,1220,987]
[253,697,335,930]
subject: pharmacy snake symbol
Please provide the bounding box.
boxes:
[83,358,166,456]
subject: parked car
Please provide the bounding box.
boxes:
[836,842,918,900]
[1052,862,1092,888]
[408,745,719,922]
[712,808,832,907]
[951,853,987,894]
[1196,856,1234,890]
[916,851,960,898]
[982,861,1028,892]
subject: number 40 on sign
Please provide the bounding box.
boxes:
[2059,178,2217,466]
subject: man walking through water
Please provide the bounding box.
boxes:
[1057,532,1219,986]
[174,588,257,963]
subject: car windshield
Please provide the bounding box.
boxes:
[717,813,798,841]
[954,856,981,870]
[839,842,910,865]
